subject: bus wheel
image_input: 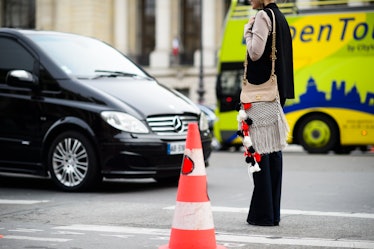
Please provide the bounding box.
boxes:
[297,115,338,154]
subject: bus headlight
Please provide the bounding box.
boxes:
[101,111,149,133]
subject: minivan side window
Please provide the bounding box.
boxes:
[0,37,35,83]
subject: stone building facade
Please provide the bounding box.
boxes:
[32,0,228,105]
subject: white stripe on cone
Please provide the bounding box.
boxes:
[183,148,206,176]
[172,201,215,230]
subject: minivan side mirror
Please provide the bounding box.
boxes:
[6,70,38,89]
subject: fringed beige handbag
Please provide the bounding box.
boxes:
[238,9,289,155]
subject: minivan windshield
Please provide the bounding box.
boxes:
[27,32,148,79]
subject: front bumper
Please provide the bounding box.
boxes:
[99,131,212,179]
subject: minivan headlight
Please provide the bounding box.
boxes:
[199,112,210,131]
[101,111,149,133]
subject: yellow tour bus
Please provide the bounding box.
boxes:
[214,0,374,154]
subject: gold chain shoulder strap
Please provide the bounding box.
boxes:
[243,8,277,83]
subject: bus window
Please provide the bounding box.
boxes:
[216,69,242,113]
[220,70,242,95]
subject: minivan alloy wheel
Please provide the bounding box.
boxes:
[53,137,88,187]
[48,131,100,191]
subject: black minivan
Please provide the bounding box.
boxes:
[0,28,212,191]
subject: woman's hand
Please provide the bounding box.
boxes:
[248,16,255,26]
[244,16,255,38]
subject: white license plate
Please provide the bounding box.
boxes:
[167,142,185,155]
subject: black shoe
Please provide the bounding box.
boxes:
[247,220,276,226]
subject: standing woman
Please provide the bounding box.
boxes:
[243,0,294,226]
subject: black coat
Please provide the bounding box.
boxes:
[246,3,295,102]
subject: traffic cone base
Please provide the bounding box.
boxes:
[168,229,217,249]
[159,245,227,249]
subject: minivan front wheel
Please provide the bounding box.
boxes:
[48,131,101,191]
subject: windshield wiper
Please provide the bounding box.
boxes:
[93,70,139,79]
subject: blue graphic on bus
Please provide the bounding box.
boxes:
[284,77,374,114]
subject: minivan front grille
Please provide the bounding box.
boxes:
[146,115,198,135]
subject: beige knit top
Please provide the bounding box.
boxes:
[243,10,272,61]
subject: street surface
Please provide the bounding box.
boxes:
[0,146,374,249]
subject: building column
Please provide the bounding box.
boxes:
[35,0,55,30]
[194,0,216,68]
[54,0,72,31]
[150,0,171,68]
[114,0,128,54]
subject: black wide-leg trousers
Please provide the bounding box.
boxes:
[247,151,283,226]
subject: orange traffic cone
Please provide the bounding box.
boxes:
[159,123,226,249]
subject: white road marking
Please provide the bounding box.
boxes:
[100,234,134,239]
[54,224,374,249]
[281,209,374,219]
[2,235,71,242]
[217,233,374,249]
[0,199,49,204]
[53,224,168,236]
[163,206,374,219]
[51,230,85,235]
[8,228,43,233]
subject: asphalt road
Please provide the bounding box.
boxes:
[0,146,373,249]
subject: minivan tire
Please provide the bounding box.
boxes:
[48,131,101,191]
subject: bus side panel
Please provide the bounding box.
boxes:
[213,110,242,147]
[285,11,374,147]
[286,108,374,145]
